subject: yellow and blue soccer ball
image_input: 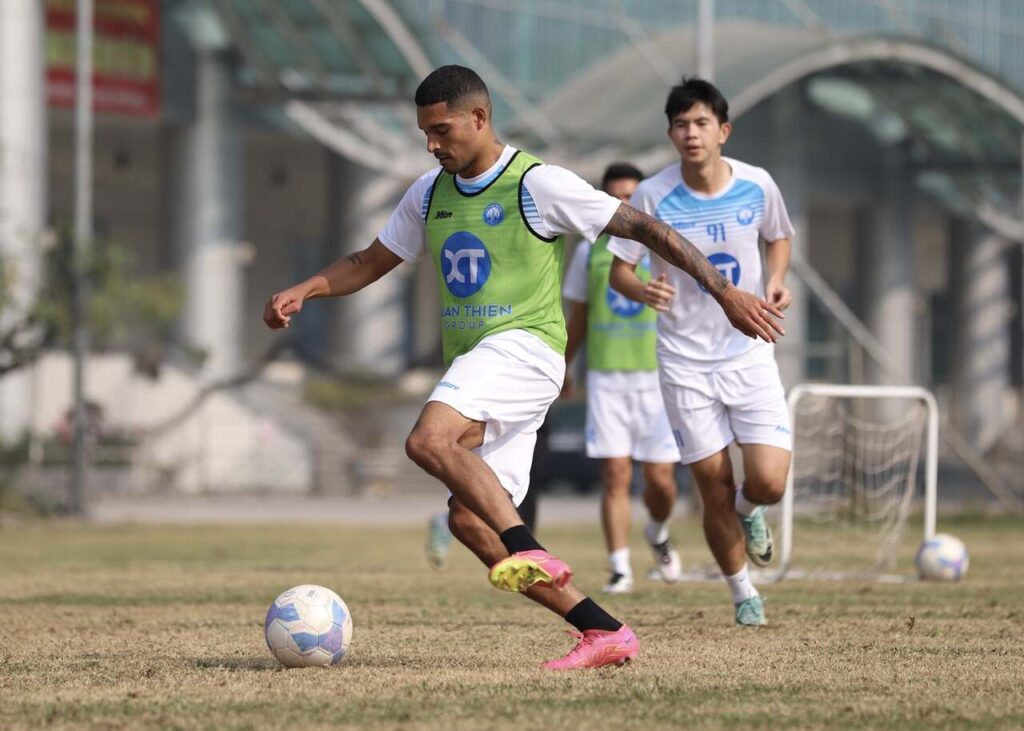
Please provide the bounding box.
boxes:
[264,584,353,667]
[915,534,969,581]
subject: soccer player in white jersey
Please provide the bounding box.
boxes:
[264,66,784,668]
[562,163,682,594]
[609,78,795,627]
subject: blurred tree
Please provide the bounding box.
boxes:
[0,228,183,376]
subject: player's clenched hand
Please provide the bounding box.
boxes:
[263,286,306,330]
[643,273,676,312]
[719,286,785,343]
[765,277,792,311]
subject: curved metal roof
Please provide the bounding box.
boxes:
[536,22,1024,237]
[176,3,1023,235]
[195,0,432,99]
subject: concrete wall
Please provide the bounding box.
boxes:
[24,351,311,493]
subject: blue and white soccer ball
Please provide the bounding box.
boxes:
[915,534,969,581]
[264,584,353,668]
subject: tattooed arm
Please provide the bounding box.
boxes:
[602,203,786,343]
[263,238,403,330]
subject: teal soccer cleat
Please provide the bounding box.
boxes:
[426,512,452,570]
[739,506,773,567]
[735,595,766,627]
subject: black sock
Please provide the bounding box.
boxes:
[565,598,623,633]
[499,524,544,554]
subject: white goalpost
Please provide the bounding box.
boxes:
[763,383,939,583]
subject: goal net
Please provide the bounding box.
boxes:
[764,384,938,582]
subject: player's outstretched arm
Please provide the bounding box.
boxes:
[602,203,785,343]
[262,239,403,330]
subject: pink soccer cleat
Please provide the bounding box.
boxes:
[488,550,573,592]
[542,624,639,670]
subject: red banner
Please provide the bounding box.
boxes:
[46,0,160,118]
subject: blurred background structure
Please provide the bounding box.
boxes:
[0,0,1021,512]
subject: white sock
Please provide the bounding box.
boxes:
[735,483,759,517]
[609,547,631,577]
[644,520,669,545]
[725,564,760,604]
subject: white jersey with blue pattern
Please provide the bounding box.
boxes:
[607,157,794,377]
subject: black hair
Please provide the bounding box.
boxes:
[415,65,490,108]
[664,77,729,124]
[601,162,644,190]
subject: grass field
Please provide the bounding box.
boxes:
[1,514,1022,730]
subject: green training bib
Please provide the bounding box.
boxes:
[585,234,658,371]
[425,150,566,365]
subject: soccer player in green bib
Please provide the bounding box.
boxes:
[264,66,784,670]
[562,163,682,594]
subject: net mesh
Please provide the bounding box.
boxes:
[779,393,928,579]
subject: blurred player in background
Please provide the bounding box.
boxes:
[265,66,783,667]
[609,78,795,627]
[562,162,681,594]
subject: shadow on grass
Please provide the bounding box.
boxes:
[7,592,254,606]
[193,656,279,672]
[192,655,448,673]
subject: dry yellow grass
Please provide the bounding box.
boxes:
[0,515,1021,730]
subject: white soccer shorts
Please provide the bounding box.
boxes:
[660,359,792,465]
[425,338,562,507]
[585,386,678,463]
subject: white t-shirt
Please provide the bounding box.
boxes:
[379,145,621,385]
[379,145,620,261]
[607,157,794,382]
[561,241,591,305]
[563,241,660,392]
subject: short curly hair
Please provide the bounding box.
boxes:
[415,65,490,108]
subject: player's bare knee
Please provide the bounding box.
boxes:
[744,476,785,505]
[696,476,736,511]
[601,460,633,491]
[405,428,448,472]
[703,491,734,514]
[644,470,676,497]
[404,430,427,466]
[603,477,631,497]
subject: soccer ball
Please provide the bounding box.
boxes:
[264,584,353,667]
[915,534,969,581]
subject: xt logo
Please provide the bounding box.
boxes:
[698,252,741,294]
[444,249,487,284]
[440,231,492,297]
